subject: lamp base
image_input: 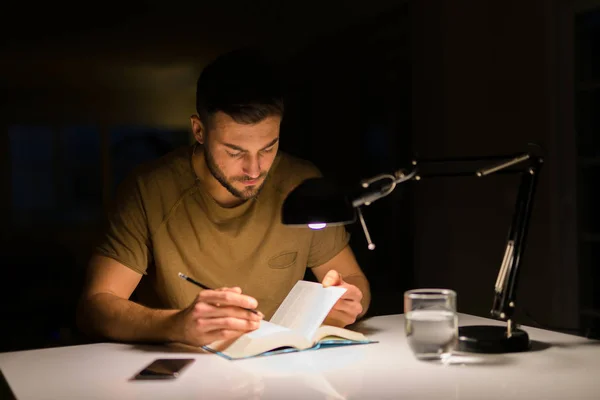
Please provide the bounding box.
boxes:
[457,325,530,353]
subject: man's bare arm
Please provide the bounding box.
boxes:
[76,255,180,343]
[76,255,262,346]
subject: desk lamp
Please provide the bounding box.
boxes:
[281,144,544,353]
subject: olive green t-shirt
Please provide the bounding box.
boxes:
[95,145,350,319]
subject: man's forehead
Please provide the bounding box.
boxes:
[210,115,280,144]
[218,135,280,152]
[209,111,280,128]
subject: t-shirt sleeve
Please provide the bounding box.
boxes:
[94,171,153,275]
[306,226,351,268]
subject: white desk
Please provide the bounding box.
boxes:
[1,313,598,400]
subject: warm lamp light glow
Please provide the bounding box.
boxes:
[308,223,327,230]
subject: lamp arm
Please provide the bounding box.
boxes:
[415,152,544,324]
[342,149,544,323]
[349,152,532,208]
[491,158,543,323]
[351,168,418,208]
[348,168,418,251]
[476,154,532,177]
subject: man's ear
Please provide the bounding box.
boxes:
[190,115,205,144]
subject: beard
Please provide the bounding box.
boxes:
[204,145,268,200]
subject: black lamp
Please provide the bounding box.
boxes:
[281,176,356,229]
[282,168,418,250]
[281,144,544,354]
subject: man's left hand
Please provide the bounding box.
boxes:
[321,270,363,327]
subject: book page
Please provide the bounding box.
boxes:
[204,320,289,353]
[312,325,369,343]
[245,320,291,339]
[205,320,308,359]
[270,281,346,340]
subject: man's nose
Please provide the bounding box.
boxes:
[242,154,261,178]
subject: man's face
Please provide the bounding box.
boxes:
[202,111,281,200]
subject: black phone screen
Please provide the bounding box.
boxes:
[132,358,196,380]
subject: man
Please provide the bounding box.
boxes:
[76,49,371,348]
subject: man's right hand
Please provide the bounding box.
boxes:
[172,286,263,347]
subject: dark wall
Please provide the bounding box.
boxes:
[280,5,413,317]
[411,0,579,330]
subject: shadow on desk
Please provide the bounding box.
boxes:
[445,340,561,366]
[538,340,600,349]
[447,338,599,367]
[351,317,385,336]
[448,340,570,366]
[444,353,517,367]
[0,369,16,400]
[128,343,207,354]
[529,340,553,352]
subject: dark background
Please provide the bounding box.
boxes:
[1,0,599,352]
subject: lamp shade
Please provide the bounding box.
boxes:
[281,177,356,227]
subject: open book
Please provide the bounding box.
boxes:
[202,280,375,360]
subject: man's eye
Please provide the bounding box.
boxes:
[261,147,275,154]
[227,151,243,158]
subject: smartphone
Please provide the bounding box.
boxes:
[131,358,196,380]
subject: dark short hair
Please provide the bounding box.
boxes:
[195,48,285,129]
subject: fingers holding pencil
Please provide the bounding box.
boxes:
[171,273,264,347]
[178,272,261,315]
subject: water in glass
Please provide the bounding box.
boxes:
[406,309,458,360]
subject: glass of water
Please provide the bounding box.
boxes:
[404,289,458,362]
